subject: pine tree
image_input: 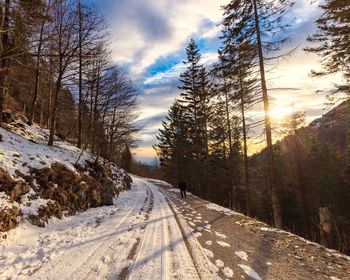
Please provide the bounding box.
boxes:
[221,0,294,227]
[177,39,211,196]
[154,101,189,183]
[306,0,350,95]
[0,0,12,125]
[216,38,257,215]
[120,145,132,172]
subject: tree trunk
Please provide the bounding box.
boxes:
[92,68,101,153]
[47,78,52,129]
[39,99,44,126]
[48,76,62,146]
[239,74,250,215]
[29,15,45,126]
[77,0,83,148]
[109,108,117,159]
[253,0,282,228]
[0,0,10,126]
[224,84,233,156]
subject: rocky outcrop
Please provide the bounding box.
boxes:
[0,161,132,230]
[0,168,30,201]
[26,161,131,226]
[0,111,132,234]
[0,204,19,232]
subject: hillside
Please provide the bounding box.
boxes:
[0,113,132,235]
[247,101,350,254]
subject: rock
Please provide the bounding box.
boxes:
[0,206,19,232]
[2,111,15,124]
[0,168,16,193]
[11,181,30,201]
[100,184,116,206]
[0,168,29,201]
[29,201,62,227]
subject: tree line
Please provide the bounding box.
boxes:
[155,0,350,253]
[0,0,137,163]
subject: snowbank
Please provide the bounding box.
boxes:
[0,114,131,234]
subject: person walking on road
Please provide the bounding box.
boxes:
[179,181,187,198]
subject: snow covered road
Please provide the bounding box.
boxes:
[1,176,218,280]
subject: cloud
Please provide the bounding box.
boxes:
[90,0,343,162]
[97,0,230,75]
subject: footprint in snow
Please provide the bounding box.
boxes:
[235,251,248,261]
[222,267,234,278]
[215,231,227,239]
[216,241,231,248]
[204,248,214,258]
[215,259,224,268]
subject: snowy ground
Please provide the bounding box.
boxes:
[0,119,128,229]
[1,174,350,279]
[0,177,219,280]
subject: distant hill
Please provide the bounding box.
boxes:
[249,100,350,254]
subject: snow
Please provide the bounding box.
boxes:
[238,264,262,280]
[205,202,242,216]
[260,227,279,232]
[0,122,126,187]
[168,188,181,193]
[204,248,214,258]
[204,224,211,230]
[223,266,234,278]
[0,120,128,230]
[0,125,89,179]
[217,241,231,248]
[235,251,248,261]
[0,177,222,279]
[20,197,53,217]
[20,188,53,217]
[215,259,224,268]
[0,192,17,210]
[215,231,227,238]
[206,240,213,246]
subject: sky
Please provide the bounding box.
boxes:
[90,0,343,164]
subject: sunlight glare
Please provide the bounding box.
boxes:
[269,105,294,122]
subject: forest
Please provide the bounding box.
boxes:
[154,0,350,254]
[0,0,349,257]
[0,0,137,165]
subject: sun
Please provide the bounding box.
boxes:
[268,105,294,122]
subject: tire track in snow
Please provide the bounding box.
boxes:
[30,179,151,280]
[127,181,200,280]
[112,187,155,280]
[127,182,171,279]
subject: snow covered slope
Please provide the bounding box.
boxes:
[1,175,349,279]
[0,176,220,280]
[0,116,131,233]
